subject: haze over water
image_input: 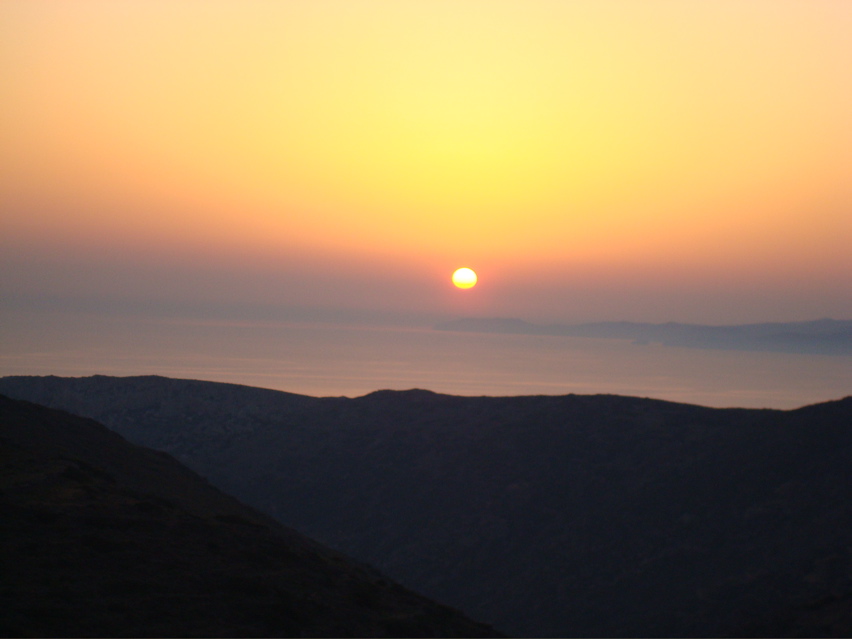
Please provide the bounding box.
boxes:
[2,308,848,409]
[2,2,850,405]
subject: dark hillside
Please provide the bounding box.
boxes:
[0,394,501,638]
[2,375,852,636]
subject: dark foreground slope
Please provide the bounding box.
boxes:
[2,375,852,636]
[0,394,500,638]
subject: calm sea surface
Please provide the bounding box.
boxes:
[1,310,849,409]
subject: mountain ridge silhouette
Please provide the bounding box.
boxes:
[0,392,502,637]
[2,375,851,636]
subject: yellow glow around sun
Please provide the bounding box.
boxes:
[2,0,850,296]
[452,268,477,289]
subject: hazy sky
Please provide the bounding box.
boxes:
[2,0,850,324]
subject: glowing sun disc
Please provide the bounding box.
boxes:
[452,267,477,289]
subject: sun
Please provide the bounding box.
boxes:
[451,267,477,289]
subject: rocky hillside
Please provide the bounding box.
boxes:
[2,375,852,636]
[0,394,501,638]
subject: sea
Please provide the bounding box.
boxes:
[1,308,849,409]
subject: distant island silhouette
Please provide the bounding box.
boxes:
[434,317,852,356]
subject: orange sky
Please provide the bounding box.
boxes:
[2,1,851,323]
